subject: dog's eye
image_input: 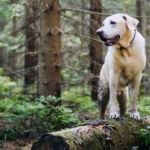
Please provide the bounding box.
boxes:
[103,24,104,26]
[110,21,116,25]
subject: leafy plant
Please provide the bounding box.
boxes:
[139,126,150,147]
[1,95,79,139]
[35,95,79,131]
[79,101,98,113]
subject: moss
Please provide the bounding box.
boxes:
[106,120,123,148]
[74,122,87,127]
[65,134,79,149]
[125,113,130,117]
[110,131,117,145]
[128,118,136,126]
[90,129,107,150]
[141,122,145,128]
[87,137,102,150]
[55,130,72,137]
[93,129,102,136]
[80,132,84,140]
[55,137,61,143]
[33,136,41,147]
[107,120,120,131]
[34,137,41,144]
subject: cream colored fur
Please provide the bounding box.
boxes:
[97,14,146,120]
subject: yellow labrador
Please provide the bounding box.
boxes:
[96,14,146,120]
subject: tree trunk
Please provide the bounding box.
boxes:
[31,117,150,150]
[143,0,150,95]
[25,1,38,87]
[38,0,61,97]
[136,0,142,33]
[90,0,103,101]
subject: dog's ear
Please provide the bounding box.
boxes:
[122,14,139,30]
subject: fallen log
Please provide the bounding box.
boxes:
[31,117,150,150]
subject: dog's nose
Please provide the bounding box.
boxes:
[96,29,103,37]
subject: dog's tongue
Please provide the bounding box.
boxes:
[104,36,119,44]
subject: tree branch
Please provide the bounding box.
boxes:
[12,15,40,34]
[0,66,23,79]
[61,8,150,18]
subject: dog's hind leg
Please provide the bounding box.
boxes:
[117,87,128,117]
[98,80,109,120]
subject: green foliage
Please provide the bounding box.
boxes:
[62,87,98,121]
[79,100,98,113]
[62,86,91,102]
[62,87,98,113]
[139,126,150,147]
[138,104,150,116]
[0,2,25,70]
[0,68,80,139]
[137,96,150,116]
[35,95,79,131]
[1,95,79,139]
[0,68,29,113]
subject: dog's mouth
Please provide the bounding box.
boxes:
[100,35,120,46]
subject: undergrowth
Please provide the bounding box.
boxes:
[139,126,150,147]
[0,95,79,140]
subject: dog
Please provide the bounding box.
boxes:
[96,14,146,120]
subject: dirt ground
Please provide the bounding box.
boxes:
[0,139,34,150]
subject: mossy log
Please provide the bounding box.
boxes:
[31,117,150,150]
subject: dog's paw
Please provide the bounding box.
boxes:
[130,111,140,120]
[109,111,120,119]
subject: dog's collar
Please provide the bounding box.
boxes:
[130,29,136,45]
[119,29,136,50]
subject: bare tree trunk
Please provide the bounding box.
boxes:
[25,1,37,87]
[38,0,61,97]
[90,0,103,101]
[143,0,150,95]
[136,0,142,33]
[31,117,150,150]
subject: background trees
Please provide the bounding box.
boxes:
[90,0,103,101]
[38,0,61,97]
[0,0,150,149]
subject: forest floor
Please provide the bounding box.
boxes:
[0,139,34,150]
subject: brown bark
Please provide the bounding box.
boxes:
[38,0,61,97]
[90,0,103,101]
[31,117,150,150]
[25,1,37,86]
[136,0,142,33]
[141,0,150,95]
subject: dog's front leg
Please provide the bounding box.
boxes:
[130,73,142,120]
[109,71,120,119]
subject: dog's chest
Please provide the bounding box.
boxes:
[113,49,142,73]
[112,49,144,88]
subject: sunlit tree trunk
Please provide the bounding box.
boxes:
[90,0,103,101]
[38,0,61,97]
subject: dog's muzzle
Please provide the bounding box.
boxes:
[96,29,120,46]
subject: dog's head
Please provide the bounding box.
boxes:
[96,14,139,47]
